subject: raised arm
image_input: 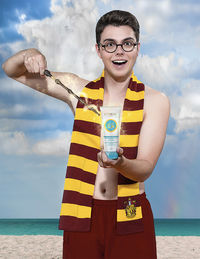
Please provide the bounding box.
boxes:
[97,86,170,182]
[2,48,89,113]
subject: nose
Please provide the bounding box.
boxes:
[115,44,124,55]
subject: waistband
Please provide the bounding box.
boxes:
[92,192,146,206]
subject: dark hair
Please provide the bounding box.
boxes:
[96,10,140,44]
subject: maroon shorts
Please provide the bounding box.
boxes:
[63,192,157,259]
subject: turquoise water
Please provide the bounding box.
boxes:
[0,219,199,236]
[155,219,200,236]
[0,219,62,236]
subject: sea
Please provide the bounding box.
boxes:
[0,219,200,236]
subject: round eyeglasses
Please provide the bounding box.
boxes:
[99,41,138,53]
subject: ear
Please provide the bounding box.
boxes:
[95,43,102,59]
[136,42,141,56]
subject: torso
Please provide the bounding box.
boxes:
[94,83,145,200]
[70,75,145,201]
[93,167,145,200]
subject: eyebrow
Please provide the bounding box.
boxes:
[103,37,136,43]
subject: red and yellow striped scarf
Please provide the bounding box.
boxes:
[59,71,145,234]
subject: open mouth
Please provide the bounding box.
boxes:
[112,60,127,65]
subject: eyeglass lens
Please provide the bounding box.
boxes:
[103,41,137,53]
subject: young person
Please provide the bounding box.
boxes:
[2,10,170,259]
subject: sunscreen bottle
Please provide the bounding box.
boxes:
[100,106,122,160]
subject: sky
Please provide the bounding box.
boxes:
[0,0,200,219]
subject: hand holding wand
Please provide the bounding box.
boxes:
[44,70,100,116]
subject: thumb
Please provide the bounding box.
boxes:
[116,147,123,157]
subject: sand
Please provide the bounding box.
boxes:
[156,236,200,259]
[0,235,200,259]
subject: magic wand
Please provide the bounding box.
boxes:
[44,69,100,116]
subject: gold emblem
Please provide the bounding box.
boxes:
[124,198,136,218]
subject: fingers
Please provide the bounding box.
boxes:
[24,49,47,76]
[97,148,124,169]
[38,55,47,76]
[97,150,112,168]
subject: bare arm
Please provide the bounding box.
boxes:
[97,87,170,182]
[2,48,89,113]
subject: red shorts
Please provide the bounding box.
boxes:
[63,192,157,259]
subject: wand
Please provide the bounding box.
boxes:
[44,70,100,116]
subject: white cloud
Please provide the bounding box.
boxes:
[0,95,70,122]
[100,0,110,4]
[173,2,200,15]
[134,50,200,134]
[15,8,27,23]
[135,52,186,93]
[0,76,72,119]
[0,130,71,156]
[33,131,71,156]
[0,131,30,155]
[0,77,29,93]
[18,13,27,23]
[15,0,102,80]
[0,118,65,132]
[171,79,200,133]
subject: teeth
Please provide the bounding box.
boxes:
[112,60,127,64]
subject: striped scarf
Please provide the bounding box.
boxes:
[59,71,145,234]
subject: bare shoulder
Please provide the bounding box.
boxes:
[144,85,170,116]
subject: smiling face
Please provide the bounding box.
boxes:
[96,25,140,82]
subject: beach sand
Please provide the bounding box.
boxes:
[0,235,200,258]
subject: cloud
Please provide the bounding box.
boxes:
[0,76,32,93]
[15,0,102,79]
[0,131,30,155]
[0,95,70,119]
[33,130,71,156]
[0,40,30,62]
[0,75,72,122]
[135,53,186,94]
[0,104,31,118]
[100,0,110,4]
[135,54,200,133]
[0,130,71,156]
[170,79,200,133]
[0,117,68,133]
[15,9,27,23]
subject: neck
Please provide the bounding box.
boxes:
[104,70,132,94]
[103,70,132,107]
